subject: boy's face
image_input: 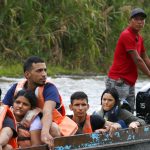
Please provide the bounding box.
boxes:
[69,99,89,118]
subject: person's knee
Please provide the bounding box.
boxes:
[50,122,61,137]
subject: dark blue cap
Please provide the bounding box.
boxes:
[130,8,147,18]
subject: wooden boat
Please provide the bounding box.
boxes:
[17,125,150,150]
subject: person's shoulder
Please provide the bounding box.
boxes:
[2,83,17,104]
[120,27,131,36]
[9,83,18,89]
[44,82,57,88]
[91,114,104,121]
[139,34,144,40]
[43,82,58,92]
[120,108,133,116]
[90,114,105,130]
[5,83,18,94]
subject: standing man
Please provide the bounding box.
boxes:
[2,56,65,148]
[106,8,150,112]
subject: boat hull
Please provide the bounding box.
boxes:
[17,125,150,150]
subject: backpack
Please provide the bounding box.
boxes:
[136,88,150,124]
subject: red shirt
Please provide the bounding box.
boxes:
[108,27,145,86]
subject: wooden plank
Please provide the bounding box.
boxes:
[54,125,150,150]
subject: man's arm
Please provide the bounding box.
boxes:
[41,100,56,147]
[141,52,150,70]
[128,50,150,77]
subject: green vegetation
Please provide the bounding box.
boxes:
[0,62,83,78]
[0,0,149,77]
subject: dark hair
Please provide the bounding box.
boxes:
[70,91,88,104]
[23,56,44,73]
[101,88,120,106]
[14,90,37,108]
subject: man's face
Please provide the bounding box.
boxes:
[25,62,47,86]
[130,15,145,32]
[69,99,89,118]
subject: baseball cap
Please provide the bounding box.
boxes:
[130,8,147,18]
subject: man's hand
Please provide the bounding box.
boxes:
[41,130,54,149]
[95,127,109,134]
[109,123,122,137]
[41,101,56,149]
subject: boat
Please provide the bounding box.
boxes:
[17,125,150,150]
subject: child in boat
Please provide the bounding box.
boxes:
[93,88,145,129]
[67,91,122,134]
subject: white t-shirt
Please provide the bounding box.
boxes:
[29,116,42,131]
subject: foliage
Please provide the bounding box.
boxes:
[0,0,149,76]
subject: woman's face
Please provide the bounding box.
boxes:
[13,96,31,118]
[101,93,116,111]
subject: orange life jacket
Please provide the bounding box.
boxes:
[14,79,66,116]
[17,107,42,148]
[15,80,78,136]
[0,105,18,149]
[72,115,93,134]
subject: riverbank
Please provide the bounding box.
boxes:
[0,63,104,78]
[1,61,148,79]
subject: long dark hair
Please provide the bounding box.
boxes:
[101,88,121,122]
[14,90,37,108]
[101,88,120,107]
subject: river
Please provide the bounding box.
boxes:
[0,76,150,114]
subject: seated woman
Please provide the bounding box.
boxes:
[93,88,145,129]
[12,90,43,148]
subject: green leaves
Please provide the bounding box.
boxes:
[0,0,149,75]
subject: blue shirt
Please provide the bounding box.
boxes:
[2,82,60,108]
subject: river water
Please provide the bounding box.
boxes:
[0,76,150,115]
